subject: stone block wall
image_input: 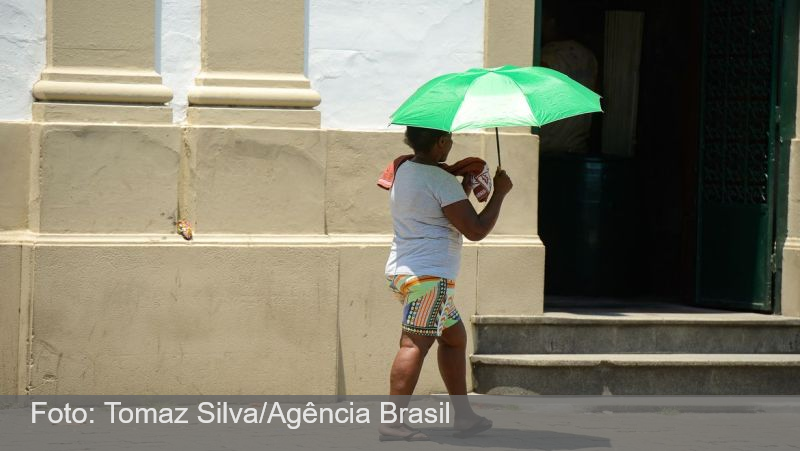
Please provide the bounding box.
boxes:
[0,0,546,395]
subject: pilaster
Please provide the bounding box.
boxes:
[188,0,320,126]
[32,0,172,119]
[483,0,535,68]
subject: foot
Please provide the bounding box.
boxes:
[378,423,429,441]
[453,415,492,438]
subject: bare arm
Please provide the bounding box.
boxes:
[443,168,513,241]
[461,176,472,195]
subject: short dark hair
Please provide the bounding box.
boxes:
[403,126,450,154]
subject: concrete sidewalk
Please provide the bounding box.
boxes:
[1,396,799,450]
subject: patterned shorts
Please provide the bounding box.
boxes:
[387,275,461,337]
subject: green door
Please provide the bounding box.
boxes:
[697,0,787,311]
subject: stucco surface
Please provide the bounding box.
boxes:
[0,123,31,231]
[160,0,201,123]
[187,107,320,127]
[485,132,540,235]
[186,127,326,234]
[325,129,516,234]
[8,236,511,395]
[4,119,545,394]
[0,245,22,395]
[782,240,800,317]
[2,0,486,130]
[32,0,173,105]
[32,103,173,124]
[337,244,478,395]
[0,0,45,121]
[782,249,800,317]
[788,140,800,238]
[28,245,339,395]
[784,140,800,316]
[325,130,409,234]
[3,0,541,396]
[37,125,180,233]
[32,0,172,104]
[483,0,535,67]
[202,0,304,74]
[48,0,155,70]
[32,81,173,104]
[187,0,319,109]
[476,242,545,315]
[308,0,484,129]
[188,85,319,108]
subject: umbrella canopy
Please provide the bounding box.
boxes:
[390,65,602,132]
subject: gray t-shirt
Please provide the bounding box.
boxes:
[385,161,468,280]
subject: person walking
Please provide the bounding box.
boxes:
[379,126,513,441]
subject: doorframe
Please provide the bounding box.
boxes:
[531,0,798,310]
[773,0,799,314]
[534,0,542,66]
[532,0,543,137]
[695,0,799,312]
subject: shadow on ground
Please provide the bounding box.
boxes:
[419,427,611,449]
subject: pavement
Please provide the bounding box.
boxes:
[1,395,799,450]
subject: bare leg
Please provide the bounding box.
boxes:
[437,320,491,432]
[379,331,435,438]
[390,331,435,396]
[436,320,468,394]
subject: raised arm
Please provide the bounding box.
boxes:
[443,168,513,241]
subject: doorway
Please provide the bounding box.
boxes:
[536,0,796,312]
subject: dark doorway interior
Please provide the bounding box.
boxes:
[537,0,703,304]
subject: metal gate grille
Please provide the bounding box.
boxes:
[702,0,777,205]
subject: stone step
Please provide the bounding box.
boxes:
[473,314,800,354]
[471,354,800,395]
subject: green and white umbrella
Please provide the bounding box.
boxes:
[390,65,602,166]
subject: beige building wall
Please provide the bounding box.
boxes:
[0,244,23,395]
[187,0,320,125]
[0,123,30,231]
[778,51,800,317]
[781,139,800,317]
[482,0,545,316]
[32,0,172,106]
[3,0,797,397]
[0,0,545,395]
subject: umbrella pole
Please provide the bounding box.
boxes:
[495,127,501,169]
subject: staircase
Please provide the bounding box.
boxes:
[471,307,800,395]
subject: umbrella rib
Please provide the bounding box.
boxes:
[448,74,486,132]
[503,75,544,126]
[505,72,601,126]
[390,72,468,122]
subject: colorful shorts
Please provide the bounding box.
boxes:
[387,275,461,337]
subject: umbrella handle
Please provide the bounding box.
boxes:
[495,127,502,169]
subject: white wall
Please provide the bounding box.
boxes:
[307,0,484,130]
[159,0,201,123]
[0,0,45,121]
[0,0,484,129]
